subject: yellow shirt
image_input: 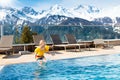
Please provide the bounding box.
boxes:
[34,45,49,57]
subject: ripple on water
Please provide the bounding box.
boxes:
[0,65,4,71]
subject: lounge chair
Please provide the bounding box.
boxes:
[0,35,13,54]
[32,35,44,46]
[50,34,68,51]
[65,34,87,51]
[93,39,110,48]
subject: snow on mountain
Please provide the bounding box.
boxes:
[20,7,42,20]
[0,7,19,25]
[21,7,38,15]
[39,4,75,18]
[0,7,15,20]
[0,10,7,20]
[72,5,100,20]
[0,7,39,24]
[0,4,120,26]
[0,4,102,24]
[39,4,100,21]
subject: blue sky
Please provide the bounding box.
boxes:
[0,0,120,11]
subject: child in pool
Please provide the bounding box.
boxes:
[34,40,49,65]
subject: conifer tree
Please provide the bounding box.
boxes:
[20,25,33,43]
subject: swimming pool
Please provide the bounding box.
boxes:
[1,54,120,80]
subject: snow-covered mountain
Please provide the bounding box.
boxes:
[0,7,37,25]
[0,4,120,26]
[39,4,100,21]
[1,4,120,37]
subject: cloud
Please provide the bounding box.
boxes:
[0,0,20,8]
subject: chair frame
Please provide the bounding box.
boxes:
[65,34,87,51]
[50,34,68,51]
[93,39,108,48]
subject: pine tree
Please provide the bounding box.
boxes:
[20,25,33,43]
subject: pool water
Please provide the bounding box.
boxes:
[1,54,120,80]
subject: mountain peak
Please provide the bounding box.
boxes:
[21,6,38,15]
[87,5,100,13]
[42,4,74,17]
[50,4,65,11]
[74,5,84,10]
[74,5,100,13]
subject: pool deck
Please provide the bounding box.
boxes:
[0,46,120,66]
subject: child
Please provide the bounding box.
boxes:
[34,40,49,65]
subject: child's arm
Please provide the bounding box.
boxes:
[34,52,39,60]
[45,45,55,56]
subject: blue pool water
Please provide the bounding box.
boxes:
[1,54,120,80]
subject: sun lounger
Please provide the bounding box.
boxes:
[0,35,13,54]
[93,39,111,48]
[65,34,87,51]
[50,34,68,51]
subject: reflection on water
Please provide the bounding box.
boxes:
[33,66,46,80]
[0,66,4,71]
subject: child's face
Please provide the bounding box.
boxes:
[39,40,45,46]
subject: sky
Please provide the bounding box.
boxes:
[0,0,120,11]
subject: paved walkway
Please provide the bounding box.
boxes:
[0,46,120,66]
